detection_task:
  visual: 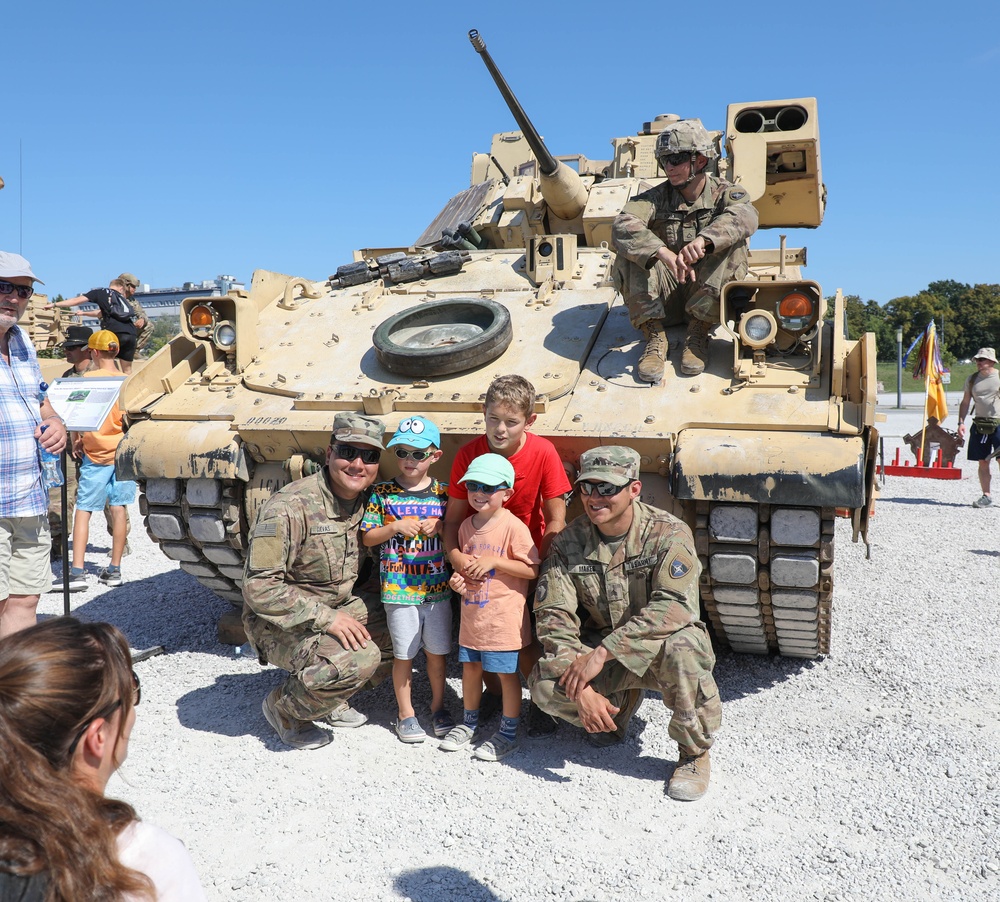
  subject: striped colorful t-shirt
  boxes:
[361,479,450,605]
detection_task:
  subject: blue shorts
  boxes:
[968,426,1000,461]
[76,455,137,512]
[458,645,519,674]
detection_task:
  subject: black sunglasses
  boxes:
[0,279,33,300]
[661,152,694,167]
[578,480,631,497]
[334,443,381,465]
[465,480,509,494]
[394,448,431,462]
[66,670,141,757]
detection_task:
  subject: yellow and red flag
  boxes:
[910,320,949,423]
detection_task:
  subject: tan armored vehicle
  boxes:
[119,31,877,658]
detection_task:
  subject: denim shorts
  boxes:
[76,455,137,512]
[458,645,519,674]
[385,600,453,659]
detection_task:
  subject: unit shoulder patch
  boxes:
[667,552,694,580]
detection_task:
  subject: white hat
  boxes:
[974,348,998,364]
[0,251,43,284]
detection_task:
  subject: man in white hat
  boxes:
[0,251,68,636]
[957,348,1000,508]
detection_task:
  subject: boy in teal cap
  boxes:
[441,453,540,761]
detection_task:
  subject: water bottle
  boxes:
[38,382,65,490]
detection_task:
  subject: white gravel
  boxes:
[38,432,1000,902]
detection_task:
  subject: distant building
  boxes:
[79,275,246,321]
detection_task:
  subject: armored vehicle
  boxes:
[119,31,877,658]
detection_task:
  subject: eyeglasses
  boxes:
[0,279,33,301]
[578,480,631,497]
[661,152,693,167]
[66,670,141,757]
[394,448,431,462]
[465,481,509,495]
[333,443,381,465]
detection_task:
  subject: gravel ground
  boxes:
[39,433,1000,902]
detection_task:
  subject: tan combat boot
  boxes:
[681,319,712,375]
[262,687,332,750]
[637,321,668,384]
[667,748,711,801]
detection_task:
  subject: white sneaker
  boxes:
[972,494,993,508]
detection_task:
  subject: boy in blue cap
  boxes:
[361,416,453,743]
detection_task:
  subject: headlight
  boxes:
[189,304,217,338]
[739,310,777,349]
[213,321,237,350]
[776,291,816,334]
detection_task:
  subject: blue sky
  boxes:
[6,2,998,306]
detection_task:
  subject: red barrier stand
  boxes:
[877,447,962,480]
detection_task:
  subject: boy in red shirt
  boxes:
[443,374,571,733]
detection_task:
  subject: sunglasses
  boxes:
[0,279,33,301]
[67,670,141,757]
[578,480,631,497]
[333,443,381,465]
[465,480,509,495]
[661,152,694,167]
[394,448,432,462]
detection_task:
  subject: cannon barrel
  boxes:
[469,29,588,222]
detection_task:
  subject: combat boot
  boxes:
[262,687,332,750]
[637,321,668,384]
[681,319,712,375]
[667,748,711,801]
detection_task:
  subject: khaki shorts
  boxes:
[0,515,51,597]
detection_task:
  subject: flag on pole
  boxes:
[911,320,949,422]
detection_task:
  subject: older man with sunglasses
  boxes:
[528,446,721,801]
[0,252,67,637]
[242,412,394,749]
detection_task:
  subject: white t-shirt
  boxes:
[117,821,206,901]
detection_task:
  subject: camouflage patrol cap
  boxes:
[655,119,716,160]
[576,446,640,487]
[331,412,386,450]
[118,273,140,289]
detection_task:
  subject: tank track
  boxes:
[139,477,247,607]
[695,502,834,658]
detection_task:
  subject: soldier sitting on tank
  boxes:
[528,446,721,801]
[242,413,394,750]
[611,120,759,382]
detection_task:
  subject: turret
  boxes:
[469,29,588,222]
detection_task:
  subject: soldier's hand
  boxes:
[327,612,371,651]
[655,246,681,279]
[678,236,709,268]
[560,646,609,701]
[576,686,620,734]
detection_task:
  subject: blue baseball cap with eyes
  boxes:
[386,416,441,450]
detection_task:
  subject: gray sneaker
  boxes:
[394,716,426,744]
[972,494,992,508]
[439,724,477,752]
[261,689,331,750]
[321,704,368,728]
[474,731,520,762]
[51,568,88,593]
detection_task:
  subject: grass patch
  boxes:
[876,361,975,394]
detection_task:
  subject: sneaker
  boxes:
[261,688,331,750]
[98,567,123,587]
[394,716,426,744]
[439,724,477,752]
[667,750,711,801]
[972,494,992,508]
[321,704,368,729]
[585,687,644,748]
[430,708,456,738]
[526,701,557,739]
[473,731,521,762]
[51,568,88,593]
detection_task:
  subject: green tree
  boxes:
[144,316,180,355]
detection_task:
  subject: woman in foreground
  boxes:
[0,617,206,901]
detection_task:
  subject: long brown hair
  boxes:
[0,618,154,901]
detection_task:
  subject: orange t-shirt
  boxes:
[80,371,125,466]
[456,508,540,651]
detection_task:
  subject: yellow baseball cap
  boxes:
[88,330,120,352]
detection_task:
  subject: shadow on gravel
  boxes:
[970,549,1000,557]
[711,648,821,703]
[879,496,973,508]
[395,867,505,902]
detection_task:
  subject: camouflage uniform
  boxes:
[611,175,758,326]
[242,470,393,723]
[529,499,721,755]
